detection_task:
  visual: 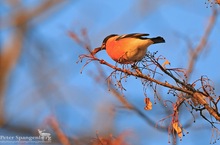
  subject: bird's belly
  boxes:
[126,47,146,62]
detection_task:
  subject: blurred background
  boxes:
[0,0,220,145]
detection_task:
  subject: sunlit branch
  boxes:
[186,8,218,81]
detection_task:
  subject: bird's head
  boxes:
[91,34,118,56]
[101,34,118,49]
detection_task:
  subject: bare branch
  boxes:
[186,9,218,80]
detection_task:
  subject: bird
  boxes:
[92,33,165,64]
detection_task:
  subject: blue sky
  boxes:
[1,0,220,145]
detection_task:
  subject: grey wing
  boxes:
[116,33,150,41]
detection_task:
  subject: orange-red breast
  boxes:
[92,33,165,64]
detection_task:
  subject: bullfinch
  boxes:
[92,33,165,64]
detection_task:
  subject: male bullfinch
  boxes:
[92,33,165,64]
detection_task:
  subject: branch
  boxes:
[0,0,67,126]
[193,92,220,121]
[186,8,218,80]
[86,56,194,95]
[48,117,71,145]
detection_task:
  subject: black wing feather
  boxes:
[116,33,149,41]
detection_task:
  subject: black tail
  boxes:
[150,36,165,44]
